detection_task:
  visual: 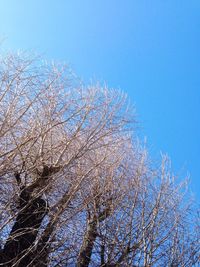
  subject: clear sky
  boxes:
[0,1,199,200]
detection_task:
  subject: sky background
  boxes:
[0,1,199,200]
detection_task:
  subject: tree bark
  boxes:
[0,186,47,267]
[77,219,97,267]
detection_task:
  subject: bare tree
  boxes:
[0,53,199,266]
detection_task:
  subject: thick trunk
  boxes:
[0,187,47,267]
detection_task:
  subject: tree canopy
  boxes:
[0,54,199,266]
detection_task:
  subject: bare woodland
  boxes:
[0,54,199,266]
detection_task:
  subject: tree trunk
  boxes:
[0,187,47,267]
[77,219,97,267]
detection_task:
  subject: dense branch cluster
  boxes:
[0,54,199,266]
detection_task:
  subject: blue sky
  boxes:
[0,1,199,200]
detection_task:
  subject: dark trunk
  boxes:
[77,220,97,267]
[77,198,112,267]
[0,187,47,267]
